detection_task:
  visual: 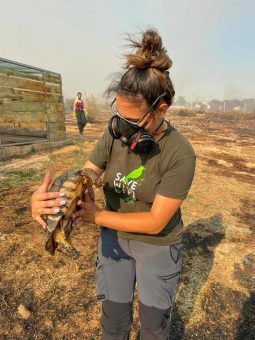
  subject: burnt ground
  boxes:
[0,110,254,339]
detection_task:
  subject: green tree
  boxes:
[175,96,187,106]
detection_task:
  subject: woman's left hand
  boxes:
[72,189,101,225]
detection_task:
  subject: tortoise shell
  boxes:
[44,168,102,259]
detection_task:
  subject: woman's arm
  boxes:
[73,99,77,111]
[74,192,183,235]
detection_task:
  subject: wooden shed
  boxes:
[0,57,66,160]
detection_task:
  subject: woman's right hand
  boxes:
[31,172,65,229]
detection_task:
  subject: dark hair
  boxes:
[106,28,175,108]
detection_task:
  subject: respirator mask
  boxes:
[108,92,167,154]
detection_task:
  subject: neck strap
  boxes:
[152,120,170,136]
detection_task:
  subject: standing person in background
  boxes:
[32,28,196,339]
[73,91,86,135]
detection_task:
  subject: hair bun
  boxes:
[141,29,162,54]
[125,28,172,72]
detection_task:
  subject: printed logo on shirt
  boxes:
[113,165,145,204]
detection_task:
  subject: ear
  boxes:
[156,103,168,118]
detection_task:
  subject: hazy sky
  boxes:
[0,0,254,101]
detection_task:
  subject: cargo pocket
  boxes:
[153,244,183,309]
[169,243,183,265]
[96,256,108,301]
[154,270,181,309]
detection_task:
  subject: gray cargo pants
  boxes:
[96,228,183,340]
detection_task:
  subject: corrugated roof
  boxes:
[0,57,60,76]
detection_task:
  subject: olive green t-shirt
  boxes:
[89,125,196,245]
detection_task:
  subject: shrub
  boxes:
[64,98,74,112]
[85,95,100,123]
[177,109,193,117]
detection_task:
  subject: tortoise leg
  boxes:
[55,220,80,260]
[44,229,57,256]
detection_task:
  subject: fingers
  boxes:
[38,198,66,208]
[72,210,83,220]
[32,207,61,221]
[72,207,88,222]
[32,208,60,228]
[36,172,52,194]
[35,216,47,230]
[77,200,85,208]
[84,189,91,202]
[32,191,65,202]
[40,207,61,215]
[33,199,63,230]
[31,194,65,218]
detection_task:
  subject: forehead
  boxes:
[115,95,148,117]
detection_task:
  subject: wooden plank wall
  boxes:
[0,62,65,142]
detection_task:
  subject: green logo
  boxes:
[113,164,146,204]
[121,165,145,184]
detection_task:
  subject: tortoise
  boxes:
[44,168,103,260]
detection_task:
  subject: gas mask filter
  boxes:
[108,115,155,154]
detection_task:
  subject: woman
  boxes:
[31,29,196,339]
[73,91,86,134]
